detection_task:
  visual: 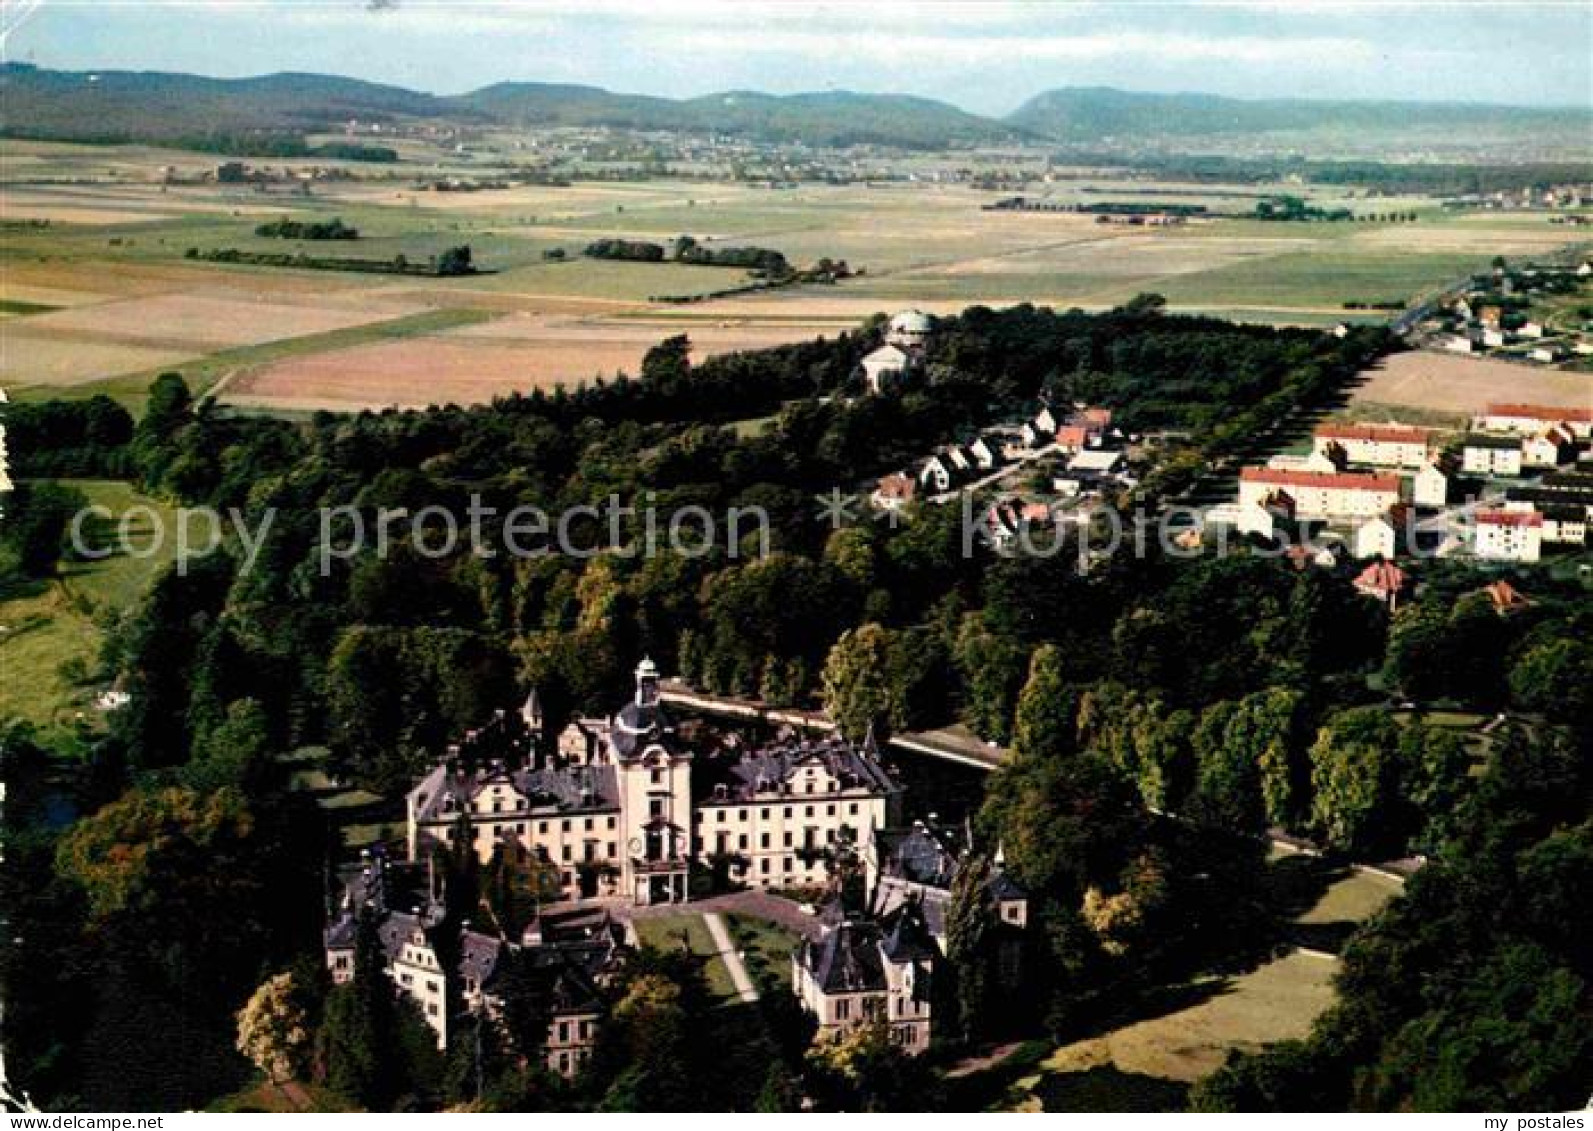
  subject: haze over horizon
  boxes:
[6,0,1591,116]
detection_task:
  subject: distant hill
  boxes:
[4,64,1586,156]
[0,64,1019,151]
[458,84,1020,148]
[0,64,476,143]
[1007,86,1591,143]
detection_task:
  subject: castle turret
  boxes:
[634,656,660,707]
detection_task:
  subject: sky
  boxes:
[5,1,1591,115]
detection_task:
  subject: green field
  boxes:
[0,480,179,734]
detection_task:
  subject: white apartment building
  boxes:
[1474,509,1543,562]
[1237,467,1401,520]
[1312,422,1432,469]
[1462,435,1524,477]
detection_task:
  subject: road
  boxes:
[703,912,759,1003]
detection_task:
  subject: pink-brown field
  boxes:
[1351,350,1592,419]
[221,316,841,412]
[2,290,424,385]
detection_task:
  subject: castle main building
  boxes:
[407,660,901,905]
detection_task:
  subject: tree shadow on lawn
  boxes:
[1033,1065,1191,1112]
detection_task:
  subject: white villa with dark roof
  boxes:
[792,902,937,1054]
[323,856,625,1074]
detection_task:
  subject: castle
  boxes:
[406,659,902,906]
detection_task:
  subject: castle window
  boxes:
[849,803,858,816]
[826,805,835,816]
[607,816,616,829]
[584,818,593,831]
[760,807,771,820]
[761,833,770,849]
[650,768,663,785]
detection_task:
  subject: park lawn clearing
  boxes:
[631,912,739,1002]
[723,911,801,990]
[0,480,179,735]
[1010,950,1337,1100]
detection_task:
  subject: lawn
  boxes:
[1006,950,1337,1106]
[0,479,179,736]
[210,1077,355,1113]
[631,912,739,1001]
[723,911,802,990]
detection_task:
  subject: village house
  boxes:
[1473,509,1543,563]
[1413,458,1453,509]
[1353,507,1410,560]
[1461,434,1524,477]
[860,310,933,395]
[792,902,937,1055]
[918,451,965,494]
[871,472,917,513]
[407,660,901,906]
[1237,467,1401,520]
[1522,425,1576,469]
[1312,422,1432,469]
[1478,403,1593,439]
[1481,579,1532,614]
[1353,559,1411,610]
[1537,503,1588,546]
[1054,423,1092,452]
[860,343,912,395]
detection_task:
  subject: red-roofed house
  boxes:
[1055,424,1091,452]
[1481,579,1531,613]
[1353,560,1410,610]
[1480,404,1593,439]
[1238,467,1401,519]
[1312,422,1432,469]
[872,472,917,513]
[1474,508,1543,562]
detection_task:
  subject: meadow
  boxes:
[3,137,1589,416]
[0,479,179,736]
